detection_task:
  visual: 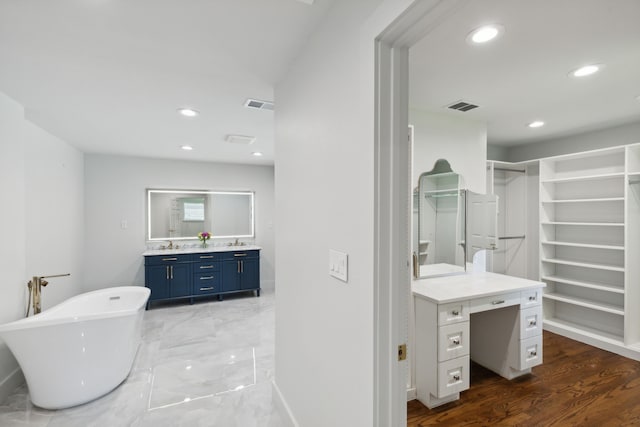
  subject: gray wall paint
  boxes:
[83,154,275,291]
[506,121,640,162]
[488,144,509,161]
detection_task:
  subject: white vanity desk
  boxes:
[412,272,546,409]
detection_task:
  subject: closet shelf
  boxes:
[541,172,625,184]
[543,292,624,316]
[424,188,458,194]
[543,318,624,345]
[541,258,625,272]
[541,197,624,204]
[541,275,625,294]
[541,241,624,251]
[541,221,624,227]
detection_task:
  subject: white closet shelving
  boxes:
[539,145,640,359]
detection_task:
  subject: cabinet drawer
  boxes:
[518,335,543,370]
[194,273,220,294]
[219,250,260,260]
[145,254,192,265]
[469,292,520,314]
[519,306,542,339]
[194,262,221,272]
[437,356,470,398]
[438,322,469,362]
[521,289,542,308]
[438,302,469,326]
[194,253,223,261]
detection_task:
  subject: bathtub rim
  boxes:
[0,286,150,333]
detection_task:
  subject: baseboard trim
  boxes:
[272,380,299,427]
[0,367,24,404]
[406,387,416,401]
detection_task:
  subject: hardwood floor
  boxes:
[408,331,640,426]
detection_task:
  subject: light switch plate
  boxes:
[329,249,348,282]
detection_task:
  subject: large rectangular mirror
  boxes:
[147,189,254,240]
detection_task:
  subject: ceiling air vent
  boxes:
[225,134,256,145]
[244,98,274,111]
[446,100,479,112]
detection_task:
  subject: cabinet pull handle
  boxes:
[200,265,214,269]
[162,257,178,261]
[170,265,174,279]
[166,266,169,280]
[451,310,460,316]
[200,255,214,259]
[452,375,460,381]
[234,253,247,257]
[529,350,537,356]
[200,287,214,291]
[237,261,240,273]
[529,295,536,301]
[529,320,537,326]
[452,338,460,345]
[241,260,244,273]
[200,276,214,280]
[492,300,505,305]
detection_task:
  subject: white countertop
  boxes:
[142,245,261,256]
[412,271,545,304]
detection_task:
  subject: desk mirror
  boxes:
[414,159,466,278]
[147,189,254,240]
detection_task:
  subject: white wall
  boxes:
[0,92,84,401]
[410,109,487,193]
[507,120,640,162]
[83,154,275,290]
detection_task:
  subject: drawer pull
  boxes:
[200,276,214,280]
[529,350,537,356]
[234,253,247,257]
[529,320,537,326]
[452,338,460,345]
[452,375,460,381]
[528,295,536,301]
[200,287,214,291]
[200,255,214,259]
[162,257,178,261]
[491,300,505,305]
[451,310,460,316]
[200,265,214,269]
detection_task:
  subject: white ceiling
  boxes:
[409,0,640,147]
[0,0,335,165]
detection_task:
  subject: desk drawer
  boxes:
[438,322,469,362]
[438,302,469,326]
[521,289,542,308]
[469,292,520,314]
[437,356,469,398]
[518,335,543,370]
[520,306,542,339]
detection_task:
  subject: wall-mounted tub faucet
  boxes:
[26,273,71,317]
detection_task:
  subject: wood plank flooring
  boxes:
[408,331,640,426]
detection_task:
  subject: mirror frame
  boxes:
[146,189,255,241]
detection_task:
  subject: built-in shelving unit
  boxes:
[539,145,640,359]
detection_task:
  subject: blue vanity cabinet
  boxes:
[221,250,261,296]
[144,248,260,308]
[144,254,193,307]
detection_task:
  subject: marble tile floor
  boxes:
[0,290,284,427]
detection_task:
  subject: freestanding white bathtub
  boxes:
[0,286,150,409]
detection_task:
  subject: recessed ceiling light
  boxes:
[252,152,263,157]
[181,145,193,151]
[467,25,504,44]
[177,108,199,117]
[528,121,545,128]
[570,65,600,78]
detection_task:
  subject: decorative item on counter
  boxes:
[198,231,211,248]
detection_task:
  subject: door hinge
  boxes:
[398,344,407,361]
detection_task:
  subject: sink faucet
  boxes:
[167,240,173,249]
[234,238,239,246]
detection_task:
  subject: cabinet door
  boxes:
[170,264,191,297]
[240,258,260,290]
[146,265,170,300]
[222,260,240,292]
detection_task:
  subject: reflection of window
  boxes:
[181,198,205,221]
